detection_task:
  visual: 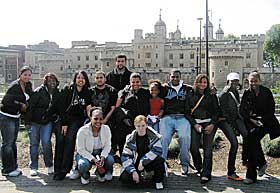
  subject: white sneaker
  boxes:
[30,169,38,176]
[47,166,54,174]
[104,173,113,181]
[69,169,80,180]
[8,168,22,177]
[156,182,164,190]
[97,176,105,182]
[80,177,90,185]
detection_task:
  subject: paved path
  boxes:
[0,168,280,193]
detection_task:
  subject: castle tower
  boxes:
[204,20,214,40]
[216,19,224,40]
[154,9,167,41]
[174,20,182,40]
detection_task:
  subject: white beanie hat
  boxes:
[227,72,240,81]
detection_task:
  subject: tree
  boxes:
[224,33,240,40]
[264,24,280,67]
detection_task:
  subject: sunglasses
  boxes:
[93,117,103,121]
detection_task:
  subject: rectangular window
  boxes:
[179,53,184,59]
[95,56,98,60]
[145,53,151,58]
[246,53,251,59]
[138,54,140,59]
[190,53,194,59]
[155,53,158,59]
[169,53,173,60]
[106,62,110,67]
[86,64,89,68]
[180,63,184,67]
[169,63,173,67]
[60,66,64,71]
[202,53,205,58]
[77,56,81,61]
[225,61,229,66]
[212,72,214,78]
[145,63,151,67]
[86,56,89,61]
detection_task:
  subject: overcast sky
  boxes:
[1,0,279,48]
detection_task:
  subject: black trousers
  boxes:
[120,156,165,183]
[116,122,134,155]
[246,127,267,181]
[218,119,248,175]
[53,118,84,175]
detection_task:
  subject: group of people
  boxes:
[0,54,279,190]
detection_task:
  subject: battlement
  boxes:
[71,41,97,48]
[240,34,265,40]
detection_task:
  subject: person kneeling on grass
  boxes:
[120,115,165,190]
[75,107,114,185]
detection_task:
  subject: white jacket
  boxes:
[76,123,111,161]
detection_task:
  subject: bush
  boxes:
[262,134,280,157]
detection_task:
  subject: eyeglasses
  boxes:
[93,117,103,121]
[171,76,180,78]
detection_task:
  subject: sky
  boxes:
[1,0,279,48]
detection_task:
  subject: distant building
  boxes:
[1,13,275,89]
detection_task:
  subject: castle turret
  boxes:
[216,20,224,40]
[154,9,167,41]
[204,21,214,40]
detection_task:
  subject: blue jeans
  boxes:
[159,115,191,167]
[76,150,114,179]
[29,122,53,169]
[0,113,20,173]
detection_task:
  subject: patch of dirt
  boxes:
[15,131,280,175]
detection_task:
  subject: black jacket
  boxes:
[218,86,240,124]
[190,91,220,126]
[161,82,193,118]
[106,67,132,92]
[25,85,60,125]
[1,79,33,116]
[60,85,91,126]
[240,85,280,140]
[117,85,150,120]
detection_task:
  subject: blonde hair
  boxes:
[134,115,147,125]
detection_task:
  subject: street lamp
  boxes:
[205,0,209,77]
[197,17,203,74]
[196,47,199,75]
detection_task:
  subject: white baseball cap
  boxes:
[227,72,240,81]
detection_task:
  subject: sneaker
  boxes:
[227,173,243,181]
[181,166,188,175]
[155,182,164,190]
[69,169,80,180]
[97,176,105,182]
[104,173,113,181]
[8,168,22,177]
[47,166,54,174]
[243,178,255,184]
[30,169,38,176]
[80,177,90,185]
[258,164,267,177]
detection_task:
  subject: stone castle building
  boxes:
[0,13,278,89]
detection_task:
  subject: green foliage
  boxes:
[17,130,29,144]
[224,33,240,40]
[262,134,280,157]
[264,24,280,67]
